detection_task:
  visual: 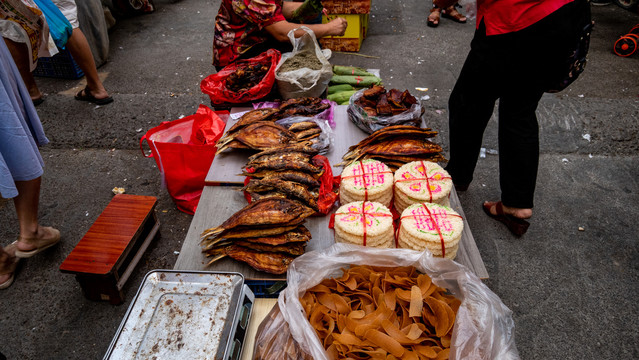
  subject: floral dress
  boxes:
[213,0,286,67]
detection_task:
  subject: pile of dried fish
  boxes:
[278,97,330,117]
[226,63,271,93]
[355,85,418,117]
[340,125,446,171]
[201,197,315,274]
[216,98,331,154]
[242,144,323,211]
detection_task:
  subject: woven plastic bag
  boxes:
[275,26,332,99]
[255,244,520,360]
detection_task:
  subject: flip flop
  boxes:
[75,86,114,105]
[482,201,530,237]
[0,243,19,290]
[32,97,44,106]
[441,6,467,23]
[14,227,61,258]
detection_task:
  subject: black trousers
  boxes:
[445,0,590,209]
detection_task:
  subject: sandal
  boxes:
[482,201,530,237]
[441,5,467,23]
[14,227,61,258]
[428,7,441,27]
[75,86,114,105]
[0,243,20,290]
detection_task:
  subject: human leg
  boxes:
[66,28,111,102]
[496,89,544,212]
[2,38,42,102]
[445,38,500,189]
[12,177,60,258]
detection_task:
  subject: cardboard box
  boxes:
[319,13,369,52]
[322,0,371,14]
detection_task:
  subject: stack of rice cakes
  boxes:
[333,201,395,248]
[339,159,393,207]
[397,202,464,259]
[393,161,453,213]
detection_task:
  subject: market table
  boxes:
[173,104,488,360]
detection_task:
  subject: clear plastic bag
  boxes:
[257,244,520,360]
[275,26,333,100]
[347,88,424,134]
[275,116,333,154]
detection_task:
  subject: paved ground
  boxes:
[1,1,638,359]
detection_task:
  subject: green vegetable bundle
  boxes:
[330,74,381,87]
[328,84,355,95]
[327,90,358,104]
[332,65,375,76]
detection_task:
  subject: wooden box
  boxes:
[59,194,160,305]
[322,0,371,14]
[319,13,369,52]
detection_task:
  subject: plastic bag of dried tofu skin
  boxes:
[276,243,520,360]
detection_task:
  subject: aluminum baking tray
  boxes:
[104,270,254,360]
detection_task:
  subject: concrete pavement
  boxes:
[1,0,637,358]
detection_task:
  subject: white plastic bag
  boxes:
[275,244,520,360]
[275,26,333,99]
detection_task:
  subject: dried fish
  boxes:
[200,198,314,239]
[206,244,295,274]
[288,120,319,132]
[225,108,280,135]
[216,122,296,154]
[247,170,321,187]
[244,178,319,211]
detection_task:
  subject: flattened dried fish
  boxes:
[247,142,318,161]
[203,224,301,245]
[288,121,319,132]
[247,170,321,187]
[244,158,323,174]
[244,179,318,210]
[208,240,307,256]
[206,244,295,274]
[296,127,322,140]
[217,122,297,154]
[200,198,314,238]
[226,108,280,134]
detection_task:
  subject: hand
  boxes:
[327,17,347,36]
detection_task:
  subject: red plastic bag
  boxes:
[140,105,228,214]
[201,49,281,105]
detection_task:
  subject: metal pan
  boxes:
[104,270,254,360]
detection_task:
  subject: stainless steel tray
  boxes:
[104,270,254,360]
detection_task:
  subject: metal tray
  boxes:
[104,270,254,360]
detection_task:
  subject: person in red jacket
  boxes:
[213,0,347,69]
[445,0,591,236]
